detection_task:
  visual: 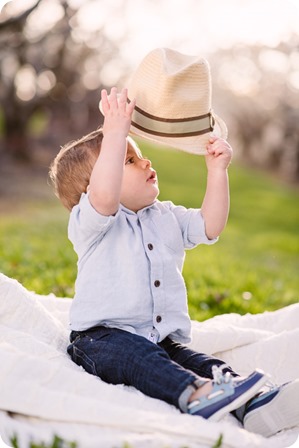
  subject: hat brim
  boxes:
[99,97,227,155]
[129,113,228,155]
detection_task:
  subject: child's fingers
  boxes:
[118,88,128,111]
[118,88,127,101]
[206,144,216,156]
[208,137,227,150]
[209,135,218,144]
[118,88,135,117]
[108,87,118,105]
[127,98,136,115]
[100,89,110,114]
[101,86,135,119]
[207,139,232,158]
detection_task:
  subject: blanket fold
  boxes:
[0,273,298,448]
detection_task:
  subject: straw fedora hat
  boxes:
[126,48,227,155]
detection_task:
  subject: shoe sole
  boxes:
[209,373,269,422]
[244,379,299,437]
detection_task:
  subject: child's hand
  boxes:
[101,87,136,138]
[205,136,233,171]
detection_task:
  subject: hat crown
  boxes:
[128,48,212,119]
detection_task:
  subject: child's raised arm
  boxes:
[201,137,233,240]
[89,87,135,215]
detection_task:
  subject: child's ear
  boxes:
[86,184,90,192]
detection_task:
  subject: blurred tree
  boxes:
[212,37,299,182]
[0,0,43,160]
[0,0,127,162]
[1,0,298,183]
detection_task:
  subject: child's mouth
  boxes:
[147,171,157,182]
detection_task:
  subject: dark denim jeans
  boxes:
[67,326,238,412]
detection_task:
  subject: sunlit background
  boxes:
[4,0,299,86]
[1,0,299,180]
[0,0,299,384]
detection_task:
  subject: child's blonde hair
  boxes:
[49,128,103,211]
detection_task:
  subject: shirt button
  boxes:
[156,315,162,323]
[148,243,154,250]
[154,280,160,287]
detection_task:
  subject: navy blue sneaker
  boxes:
[243,379,299,437]
[187,366,268,422]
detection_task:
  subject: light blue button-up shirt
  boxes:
[68,193,217,343]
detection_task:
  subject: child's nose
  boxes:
[142,158,151,168]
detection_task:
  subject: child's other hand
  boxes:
[101,87,136,137]
[205,136,233,171]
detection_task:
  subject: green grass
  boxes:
[10,434,76,448]
[9,434,223,448]
[0,142,298,321]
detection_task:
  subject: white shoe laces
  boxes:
[258,378,276,395]
[212,364,232,385]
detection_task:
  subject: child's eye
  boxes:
[126,157,134,165]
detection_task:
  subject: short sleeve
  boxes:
[68,192,119,257]
[164,201,218,249]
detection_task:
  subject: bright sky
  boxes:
[131,0,298,62]
[5,0,299,59]
[72,0,299,65]
[3,0,299,93]
[80,0,299,88]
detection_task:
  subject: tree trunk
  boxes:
[3,114,31,162]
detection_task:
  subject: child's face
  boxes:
[120,141,159,212]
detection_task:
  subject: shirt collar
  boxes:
[120,201,159,216]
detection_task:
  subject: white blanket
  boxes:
[0,273,298,448]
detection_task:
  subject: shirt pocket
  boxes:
[157,213,184,255]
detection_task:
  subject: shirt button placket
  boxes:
[154,280,162,325]
[147,235,162,332]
